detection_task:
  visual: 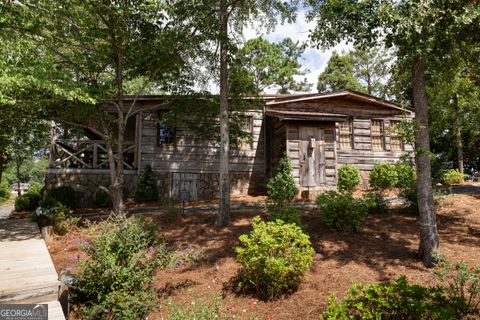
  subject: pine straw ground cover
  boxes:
[47,191,480,320]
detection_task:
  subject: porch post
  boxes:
[48,121,56,168]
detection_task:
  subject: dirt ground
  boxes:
[47,191,480,320]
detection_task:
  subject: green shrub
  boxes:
[92,186,112,208]
[43,185,76,208]
[15,186,43,212]
[15,194,33,211]
[395,162,416,190]
[393,161,418,213]
[321,276,459,320]
[369,163,398,190]
[165,199,181,222]
[72,216,165,319]
[443,169,466,185]
[267,205,303,228]
[434,255,480,315]
[337,164,361,192]
[364,192,388,214]
[316,191,368,233]
[266,156,298,206]
[34,205,79,235]
[135,165,159,203]
[0,182,10,203]
[236,216,314,299]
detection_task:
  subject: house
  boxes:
[45,90,414,205]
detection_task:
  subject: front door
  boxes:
[299,126,326,187]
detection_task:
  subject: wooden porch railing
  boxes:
[49,139,136,170]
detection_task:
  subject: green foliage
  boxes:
[434,255,480,315]
[166,294,225,320]
[0,182,10,204]
[165,199,181,223]
[337,164,361,192]
[395,162,418,213]
[135,165,158,203]
[15,195,33,212]
[236,217,314,299]
[231,37,312,94]
[167,245,204,269]
[92,186,112,208]
[364,192,388,214]
[267,205,303,228]
[72,216,165,320]
[34,205,79,235]
[43,186,77,209]
[321,276,459,320]
[315,191,368,233]
[369,163,398,190]
[14,186,43,211]
[443,169,466,185]
[317,52,364,93]
[266,156,298,206]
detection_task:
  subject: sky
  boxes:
[243,10,352,93]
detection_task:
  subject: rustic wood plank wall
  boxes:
[336,117,414,171]
[140,110,266,174]
[269,117,286,178]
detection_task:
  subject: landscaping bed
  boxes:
[46,191,480,319]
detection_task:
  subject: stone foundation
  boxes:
[45,169,266,207]
[44,169,138,207]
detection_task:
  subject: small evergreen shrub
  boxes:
[72,216,165,319]
[15,194,33,211]
[135,165,159,203]
[266,156,298,206]
[443,169,466,185]
[236,216,314,299]
[369,163,398,190]
[92,186,112,208]
[364,192,388,214]
[43,185,76,208]
[395,162,418,214]
[267,205,303,228]
[315,191,368,233]
[337,164,361,192]
[434,255,480,315]
[0,182,10,204]
[165,199,181,222]
[321,276,459,320]
[15,186,43,212]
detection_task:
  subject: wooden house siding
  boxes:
[45,91,415,203]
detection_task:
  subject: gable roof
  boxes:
[265,90,410,113]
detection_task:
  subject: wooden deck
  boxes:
[0,215,65,320]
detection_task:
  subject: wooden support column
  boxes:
[136,112,143,174]
[48,121,56,168]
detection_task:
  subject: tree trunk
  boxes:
[453,95,464,174]
[412,54,439,267]
[108,42,127,216]
[15,156,21,196]
[216,0,230,227]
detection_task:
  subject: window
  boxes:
[236,115,254,150]
[371,120,384,150]
[390,120,403,151]
[339,120,353,149]
[158,111,175,145]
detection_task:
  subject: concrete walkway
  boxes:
[0,204,65,319]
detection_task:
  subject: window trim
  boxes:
[371,119,385,151]
[389,120,404,151]
[339,119,353,150]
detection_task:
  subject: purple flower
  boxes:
[76,253,81,262]
[147,245,155,253]
[108,268,115,274]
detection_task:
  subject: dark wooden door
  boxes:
[299,126,326,187]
